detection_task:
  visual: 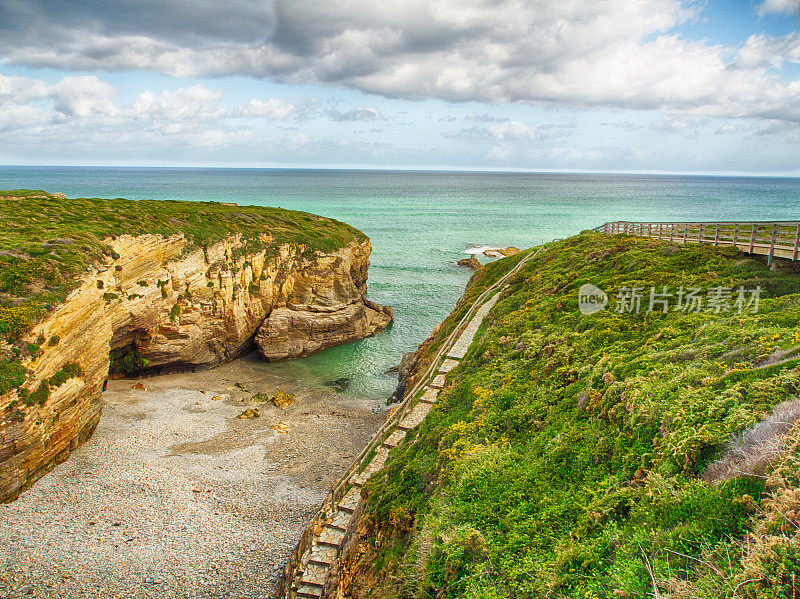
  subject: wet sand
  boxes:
[0,355,385,599]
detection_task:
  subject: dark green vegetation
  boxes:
[0,190,365,394]
[363,233,800,598]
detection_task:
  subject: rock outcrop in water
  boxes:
[0,233,390,503]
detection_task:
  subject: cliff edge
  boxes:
[0,191,392,502]
[327,233,800,599]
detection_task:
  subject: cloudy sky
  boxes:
[1,0,799,174]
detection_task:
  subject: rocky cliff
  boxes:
[0,232,390,503]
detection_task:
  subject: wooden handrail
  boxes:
[592,220,800,266]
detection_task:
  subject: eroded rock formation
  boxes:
[0,233,390,502]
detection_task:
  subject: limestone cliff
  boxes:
[0,233,390,502]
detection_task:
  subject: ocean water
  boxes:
[1,167,798,401]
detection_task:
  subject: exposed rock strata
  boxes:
[0,234,390,502]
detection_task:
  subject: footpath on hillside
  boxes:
[282,246,543,599]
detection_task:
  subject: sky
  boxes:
[0,0,799,175]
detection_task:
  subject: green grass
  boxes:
[0,190,366,395]
[361,232,800,599]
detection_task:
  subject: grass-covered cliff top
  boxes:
[359,232,800,598]
[0,190,366,392]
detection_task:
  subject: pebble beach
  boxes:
[0,356,384,598]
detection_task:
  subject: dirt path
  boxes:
[0,355,385,599]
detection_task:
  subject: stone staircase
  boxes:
[289,294,502,598]
[281,244,547,599]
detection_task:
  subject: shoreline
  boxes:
[0,354,386,599]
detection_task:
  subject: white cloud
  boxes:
[486,121,574,141]
[129,85,224,122]
[758,0,800,16]
[0,74,49,103]
[464,112,508,123]
[450,120,575,143]
[1,0,799,124]
[52,76,117,117]
[754,119,800,142]
[714,124,737,135]
[736,32,800,69]
[329,106,383,121]
[0,73,388,156]
[650,117,709,138]
[237,97,316,120]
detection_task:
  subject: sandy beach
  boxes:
[0,355,385,599]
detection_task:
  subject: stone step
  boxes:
[297,583,323,598]
[447,295,500,359]
[298,578,324,590]
[318,525,346,546]
[327,509,351,532]
[337,486,361,514]
[303,562,330,579]
[398,402,432,430]
[438,358,460,373]
[308,543,337,566]
[419,388,439,404]
[430,373,446,389]
[350,447,390,486]
[382,428,407,449]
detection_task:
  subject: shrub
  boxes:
[49,362,83,388]
[0,359,26,394]
[703,399,800,482]
[169,303,181,321]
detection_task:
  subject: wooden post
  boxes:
[733,223,739,248]
[793,224,800,261]
[683,225,688,244]
[670,224,675,242]
[699,224,704,244]
[659,224,663,240]
[749,224,757,254]
[768,224,778,267]
[648,223,652,237]
[714,224,720,246]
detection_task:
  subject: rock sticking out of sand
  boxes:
[238,408,260,419]
[271,422,290,434]
[271,390,296,408]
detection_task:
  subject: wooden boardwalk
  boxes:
[592,220,800,266]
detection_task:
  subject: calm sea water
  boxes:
[1,167,798,400]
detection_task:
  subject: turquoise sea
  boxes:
[1,167,798,401]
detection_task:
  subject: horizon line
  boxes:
[1,163,799,180]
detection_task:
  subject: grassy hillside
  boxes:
[358,232,800,598]
[0,190,366,394]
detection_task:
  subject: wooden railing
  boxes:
[592,220,800,266]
